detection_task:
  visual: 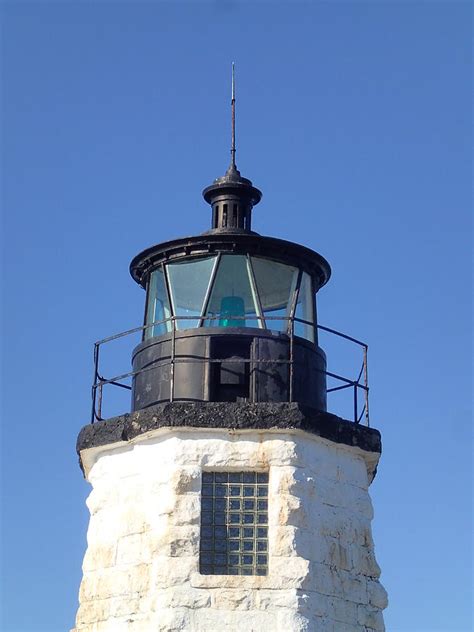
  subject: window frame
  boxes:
[143,254,317,341]
[199,470,269,576]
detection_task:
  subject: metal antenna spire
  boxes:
[231,62,236,167]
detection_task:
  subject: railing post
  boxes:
[90,342,99,424]
[353,383,358,424]
[97,382,103,421]
[289,317,294,403]
[170,316,176,402]
[363,345,370,427]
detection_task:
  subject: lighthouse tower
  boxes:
[73,82,387,632]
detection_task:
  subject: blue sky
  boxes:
[1,2,472,631]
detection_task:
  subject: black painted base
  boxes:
[77,403,381,476]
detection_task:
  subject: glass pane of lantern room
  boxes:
[251,257,299,333]
[145,267,172,339]
[294,271,315,342]
[204,255,260,328]
[166,257,217,330]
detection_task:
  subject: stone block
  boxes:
[192,609,276,631]
[326,595,358,625]
[151,607,191,632]
[351,546,381,578]
[79,564,150,602]
[339,569,368,605]
[301,440,341,481]
[296,590,327,618]
[153,586,210,610]
[326,539,351,571]
[336,456,369,489]
[308,615,335,632]
[305,565,367,605]
[357,605,385,630]
[272,494,307,528]
[269,466,296,495]
[86,485,119,515]
[268,525,298,556]
[117,476,146,506]
[256,588,298,610]
[76,596,140,626]
[170,466,202,494]
[82,544,117,572]
[306,563,343,597]
[86,509,121,545]
[115,508,150,537]
[367,579,388,609]
[351,487,374,520]
[151,556,197,588]
[269,556,310,589]
[315,506,369,547]
[152,491,175,517]
[325,622,361,632]
[212,589,253,610]
[200,437,266,469]
[116,534,151,566]
[89,447,138,482]
[148,524,199,557]
[169,526,200,557]
[170,493,201,526]
[265,438,302,466]
[276,610,312,631]
[269,466,318,501]
[314,477,348,508]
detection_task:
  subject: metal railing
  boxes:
[90,315,369,426]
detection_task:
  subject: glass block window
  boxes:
[199,471,269,576]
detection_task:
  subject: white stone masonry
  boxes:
[73,428,387,632]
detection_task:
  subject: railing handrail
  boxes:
[90,315,370,427]
[94,313,322,347]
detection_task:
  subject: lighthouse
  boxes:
[73,76,387,632]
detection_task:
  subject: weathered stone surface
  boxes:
[73,427,386,631]
[76,596,140,625]
[212,589,254,610]
[152,586,211,610]
[116,534,151,566]
[368,579,389,609]
[357,604,385,630]
[82,544,117,572]
[79,564,150,602]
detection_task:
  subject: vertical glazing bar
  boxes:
[363,345,370,427]
[288,270,302,335]
[199,254,221,327]
[246,255,266,329]
[170,316,176,402]
[142,274,151,341]
[288,269,301,401]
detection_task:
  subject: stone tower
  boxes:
[73,86,387,631]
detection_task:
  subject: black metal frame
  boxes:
[90,316,369,427]
[129,232,331,291]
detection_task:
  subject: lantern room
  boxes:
[128,162,331,412]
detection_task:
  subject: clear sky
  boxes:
[1,2,472,631]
